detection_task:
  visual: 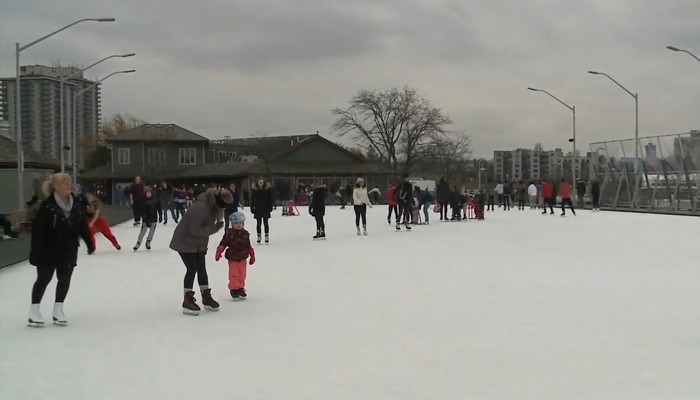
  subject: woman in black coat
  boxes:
[250,177,273,244]
[436,176,450,221]
[309,180,327,239]
[28,173,93,327]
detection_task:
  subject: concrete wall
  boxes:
[0,168,54,215]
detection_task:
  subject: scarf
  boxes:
[53,192,74,219]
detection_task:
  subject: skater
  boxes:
[541,179,555,214]
[215,212,256,301]
[386,183,399,224]
[420,186,433,224]
[224,183,242,230]
[250,177,273,244]
[528,181,538,209]
[396,174,413,230]
[591,180,601,211]
[576,180,587,209]
[353,177,372,235]
[502,181,512,210]
[559,179,576,216]
[161,182,175,224]
[28,173,94,327]
[516,181,527,210]
[85,192,121,251]
[174,185,187,222]
[309,180,327,239]
[133,188,159,251]
[129,176,145,226]
[436,176,450,221]
[486,179,496,211]
[169,187,232,315]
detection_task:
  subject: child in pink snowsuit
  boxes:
[215,212,256,300]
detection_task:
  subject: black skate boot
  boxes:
[133,242,140,251]
[264,234,269,243]
[257,234,261,244]
[201,288,219,311]
[230,289,240,301]
[145,240,151,250]
[396,223,401,231]
[182,291,200,315]
[320,228,325,239]
[239,288,247,300]
[313,230,322,240]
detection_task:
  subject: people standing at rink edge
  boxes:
[130,176,145,226]
[309,180,327,239]
[28,173,94,327]
[250,176,273,244]
[353,177,372,235]
[169,187,232,315]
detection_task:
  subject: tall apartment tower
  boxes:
[493,147,588,182]
[0,65,101,167]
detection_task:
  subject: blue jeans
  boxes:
[422,202,431,222]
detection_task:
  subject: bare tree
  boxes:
[82,113,146,170]
[428,131,472,182]
[332,86,451,172]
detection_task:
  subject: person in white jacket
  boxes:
[495,181,504,207]
[527,182,538,209]
[353,177,372,235]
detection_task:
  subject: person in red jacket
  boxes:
[540,179,554,215]
[386,183,399,225]
[215,211,256,300]
[558,179,576,216]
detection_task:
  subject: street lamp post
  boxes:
[587,71,639,206]
[14,18,114,209]
[527,87,576,182]
[72,69,135,185]
[60,53,134,172]
[666,46,700,63]
[478,160,486,190]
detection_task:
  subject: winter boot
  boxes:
[182,291,200,315]
[357,226,361,236]
[265,234,269,243]
[28,304,44,327]
[239,288,247,300]
[145,240,151,250]
[133,242,140,251]
[52,303,68,326]
[230,289,240,300]
[313,230,322,239]
[363,225,367,236]
[257,234,262,244]
[320,228,326,238]
[201,288,219,311]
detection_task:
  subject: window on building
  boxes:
[118,148,130,164]
[148,148,166,165]
[179,148,196,165]
[219,151,227,162]
[229,152,237,160]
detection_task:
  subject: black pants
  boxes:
[0,216,13,235]
[255,217,269,235]
[542,197,554,213]
[561,198,575,214]
[31,265,74,303]
[518,198,525,209]
[439,202,449,220]
[398,203,412,223]
[179,252,208,289]
[163,201,176,222]
[503,195,511,210]
[225,209,234,230]
[387,205,398,222]
[487,195,495,210]
[315,214,325,231]
[592,193,600,209]
[132,202,144,223]
[354,204,367,226]
[175,202,185,221]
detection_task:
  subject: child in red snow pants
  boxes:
[228,260,247,291]
[90,217,120,249]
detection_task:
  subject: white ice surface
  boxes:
[1,206,699,399]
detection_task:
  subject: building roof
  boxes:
[0,136,61,169]
[107,124,209,143]
[212,134,317,157]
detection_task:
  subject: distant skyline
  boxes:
[1,0,699,158]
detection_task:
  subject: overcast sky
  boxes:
[1,0,698,158]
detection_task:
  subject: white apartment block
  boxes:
[493,148,589,182]
[0,65,101,167]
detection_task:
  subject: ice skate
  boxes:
[133,242,140,251]
[52,303,68,326]
[313,230,322,240]
[239,288,247,300]
[396,223,401,231]
[201,288,219,312]
[356,227,361,236]
[145,240,151,250]
[320,229,326,239]
[182,291,200,315]
[27,304,44,328]
[256,234,261,244]
[230,289,240,301]
[363,225,367,236]
[265,234,269,243]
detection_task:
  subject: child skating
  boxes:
[215,212,256,301]
[134,188,158,251]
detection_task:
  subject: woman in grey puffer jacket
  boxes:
[170,187,232,315]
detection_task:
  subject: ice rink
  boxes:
[1,206,698,399]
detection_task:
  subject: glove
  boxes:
[215,246,224,261]
[249,248,256,265]
[214,221,224,232]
